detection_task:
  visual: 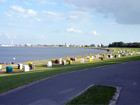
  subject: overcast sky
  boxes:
[0,0,140,45]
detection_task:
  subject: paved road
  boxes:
[0,61,140,105]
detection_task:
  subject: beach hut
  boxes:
[47,61,52,67]
[66,59,70,64]
[69,60,72,65]
[0,65,2,71]
[70,57,76,61]
[18,64,23,69]
[55,59,59,64]
[28,62,33,66]
[80,58,84,63]
[30,64,34,70]
[110,55,113,58]
[87,56,90,60]
[98,55,101,59]
[91,56,94,59]
[124,53,127,56]
[105,56,108,59]
[24,65,30,72]
[108,54,111,58]
[74,56,77,61]
[95,54,99,58]
[118,54,121,57]
[59,58,62,64]
[95,55,97,58]
[101,57,104,60]
[6,66,13,73]
[70,57,75,61]
[52,60,55,64]
[62,60,66,65]
[18,64,20,69]
[121,53,125,56]
[89,57,93,62]
[115,55,118,58]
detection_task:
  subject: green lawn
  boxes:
[0,48,140,93]
[66,85,116,105]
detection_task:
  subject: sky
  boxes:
[0,0,140,45]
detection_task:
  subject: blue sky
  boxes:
[0,0,140,45]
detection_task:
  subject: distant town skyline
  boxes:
[0,0,140,45]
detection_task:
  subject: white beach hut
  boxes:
[47,61,52,67]
[24,65,30,72]
[80,58,85,63]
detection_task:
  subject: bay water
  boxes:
[0,47,106,63]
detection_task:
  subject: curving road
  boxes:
[0,61,140,105]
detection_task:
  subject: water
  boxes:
[0,47,106,63]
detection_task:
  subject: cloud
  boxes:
[11,5,25,13]
[34,0,57,5]
[0,32,17,39]
[0,23,19,27]
[36,18,41,21]
[4,12,12,17]
[0,0,7,2]
[24,1,30,5]
[42,10,92,23]
[6,5,39,21]
[88,30,100,36]
[64,11,92,23]
[42,11,64,21]
[27,9,37,15]
[45,1,57,5]
[106,22,121,26]
[66,28,82,34]
[42,11,59,16]
[40,35,47,39]
[65,0,140,25]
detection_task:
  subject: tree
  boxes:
[90,44,95,47]
[101,44,104,47]
[108,42,140,48]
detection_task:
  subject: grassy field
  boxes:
[0,48,140,93]
[66,85,116,105]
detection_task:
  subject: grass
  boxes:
[0,48,140,93]
[66,85,116,105]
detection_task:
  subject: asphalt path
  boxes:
[0,60,140,105]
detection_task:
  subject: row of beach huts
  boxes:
[0,49,140,73]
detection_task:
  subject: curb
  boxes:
[109,87,123,105]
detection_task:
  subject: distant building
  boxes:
[25,43,32,46]
[97,44,101,47]
[65,43,69,47]
[11,40,14,46]
[103,45,108,48]
[1,44,12,47]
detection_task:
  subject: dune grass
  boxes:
[66,85,116,105]
[0,48,140,93]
